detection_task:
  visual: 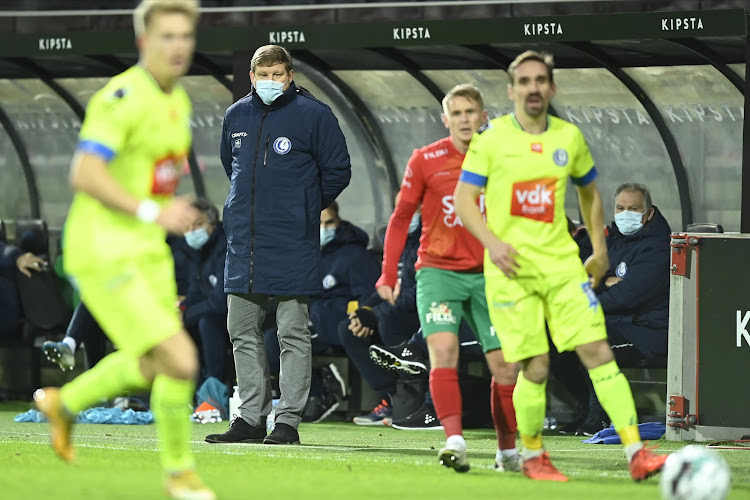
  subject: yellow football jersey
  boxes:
[64,65,192,273]
[460,113,596,277]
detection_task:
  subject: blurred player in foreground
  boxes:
[33,1,215,498]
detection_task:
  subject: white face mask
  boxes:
[254,78,286,105]
[614,210,645,235]
[320,226,336,247]
[185,228,209,249]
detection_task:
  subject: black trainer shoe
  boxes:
[575,412,610,437]
[369,342,428,376]
[205,415,266,443]
[390,402,443,431]
[320,363,347,402]
[557,417,585,435]
[301,392,339,423]
[263,422,300,445]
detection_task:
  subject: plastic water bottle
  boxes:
[543,416,558,430]
[266,399,280,432]
[228,386,241,418]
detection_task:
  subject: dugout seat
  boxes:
[14,220,71,387]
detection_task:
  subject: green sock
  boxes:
[60,350,150,414]
[513,372,546,451]
[151,374,196,472]
[589,360,639,432]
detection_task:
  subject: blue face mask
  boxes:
[320,226,336,247]
[185,228,210,250]
[409,213,421,234]
[255,79,286,105]
[614,210,645,236]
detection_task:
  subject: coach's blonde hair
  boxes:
[251,45,293,73]
[508,50,555,85]
[133,0,200,37]
[442,83,485,115]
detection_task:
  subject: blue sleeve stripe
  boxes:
[77,140,116,162]
[459,170,487,187]
[572,166,597,186]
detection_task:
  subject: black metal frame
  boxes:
[742,34,750,233]
[564,41,694,231]
[6,57,86,118]
[669,38,745,94]
[294,50,401,197]
[193,52,233,92]
[369,48,445,104]
[0,104,40,218]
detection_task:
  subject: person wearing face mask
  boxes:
[553,183,671,437]
[596,182,671,365]
[288,201,380,423]
[179,198,229,386]
[209,44,351,446]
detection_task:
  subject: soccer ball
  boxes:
[659,445,731,500]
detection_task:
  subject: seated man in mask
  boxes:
[180,198,230,386]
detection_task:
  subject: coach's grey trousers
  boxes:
[227,293,311,429]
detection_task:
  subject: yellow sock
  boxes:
[588,360,641,446]
[61,350,150,414]
[513,372,546,451]
[151,375,196,472]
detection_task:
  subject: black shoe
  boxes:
[320,363,347,402]
[369,342,428,376]
[263,422,300,445]
[205,415,266,443]
[301,392,339,423]
[557,417,585,435]
[391,402,443,430]
[575,412,610,437]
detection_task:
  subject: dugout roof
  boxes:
[0,6,747,238]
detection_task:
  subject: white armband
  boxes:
[136,199,161,223]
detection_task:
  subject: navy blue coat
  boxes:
[220,82,351,295]
[362,220,420,318]
[0,242,21,338]
[309,221,381,341]
[596,205,672,330]
[167,235,197,297]
[180,225,228,328]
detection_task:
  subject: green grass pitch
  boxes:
[1,403,748,500]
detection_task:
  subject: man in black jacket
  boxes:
[207,45,350,445]
[1,238,46,339]
[596,183,671,366]
[292,201,381,422]
[337,213,421,425]
[180,198,229,385]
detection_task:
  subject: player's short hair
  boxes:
[251,45,293,73]
[508,50,555,85]
[192,197,219,226]
[615,182,653,211]
[133,0,200,37]
[442,83,485,115]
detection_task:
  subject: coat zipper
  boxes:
[249,109,270,292]
[263,134,270,166]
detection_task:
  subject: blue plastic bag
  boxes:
[582,422,665,444]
